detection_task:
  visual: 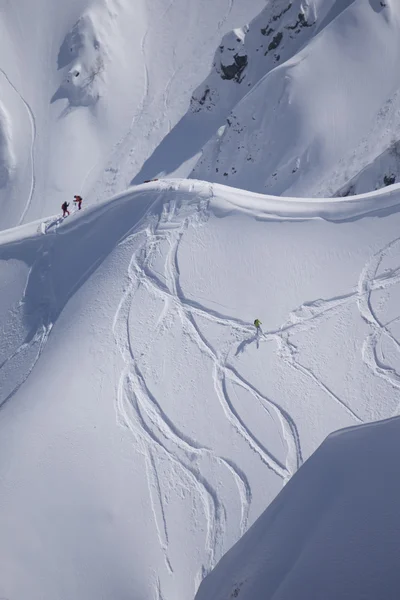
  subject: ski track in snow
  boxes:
[217,0,234,32]
[113,197,254,591]
[0,68,37,225]
[96,0,177,196]
[114,259,225,585]
[82,5,154,197]
[111,191,297,596]
[96,0,232,195]
[2,180,400,596]
[357,236,400,401]
[160,0,233,152]
[159,0,178,127]
[110,187,400,599]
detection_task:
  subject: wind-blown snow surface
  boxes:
[0,0,264,230]
[195,416,400,600]
[191,0,400,197]
[2,179,400,598]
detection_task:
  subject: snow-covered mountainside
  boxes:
[134,0,327,186]
[2,179,400,598]
[195,415,400,600]
[0,0,264,230]
[3,0,400,231]
[3,0,400,598]
[190,0,400,198]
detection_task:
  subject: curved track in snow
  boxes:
[2,179,400,598]
[112,192,256,582]
[107,179,400,597]
[0,67,37,225]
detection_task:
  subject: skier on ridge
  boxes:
[254,318,262,332]
[73,195,83,210]
[61,201,70,217]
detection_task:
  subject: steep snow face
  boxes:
[195,416,400,600]
[189,0,328,123]
[192,0,400,197]
[133,0,329,185]
[2,180,400,598]
[0,0,264,230]
[336,140,400,197]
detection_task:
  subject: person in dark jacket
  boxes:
[73,195,83,210]
[62,201,70,217]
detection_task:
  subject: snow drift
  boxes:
[195,415,400,600]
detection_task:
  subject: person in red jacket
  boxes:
[73,195,83,210]
[62,201,70,217]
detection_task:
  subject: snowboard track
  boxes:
[357,235,400,404]
[2,182,399,598]
[110,186,400,600]
[113,193,255,592]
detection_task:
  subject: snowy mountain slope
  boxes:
[191,0,400,198]
[132,0,327,185]
[195,415,400,600]
[0,0,264,230]
[2,179,400,598]
[336,139,400,197]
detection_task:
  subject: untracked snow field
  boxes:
[1,179,400,598]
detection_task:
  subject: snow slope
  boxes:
[191,0,400,198]
[4,0,400,232]
[4,0,400,233]
[133,0,325,186]
[2,179,400,598]
[195,415,400,600]
[0,0,264,230]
